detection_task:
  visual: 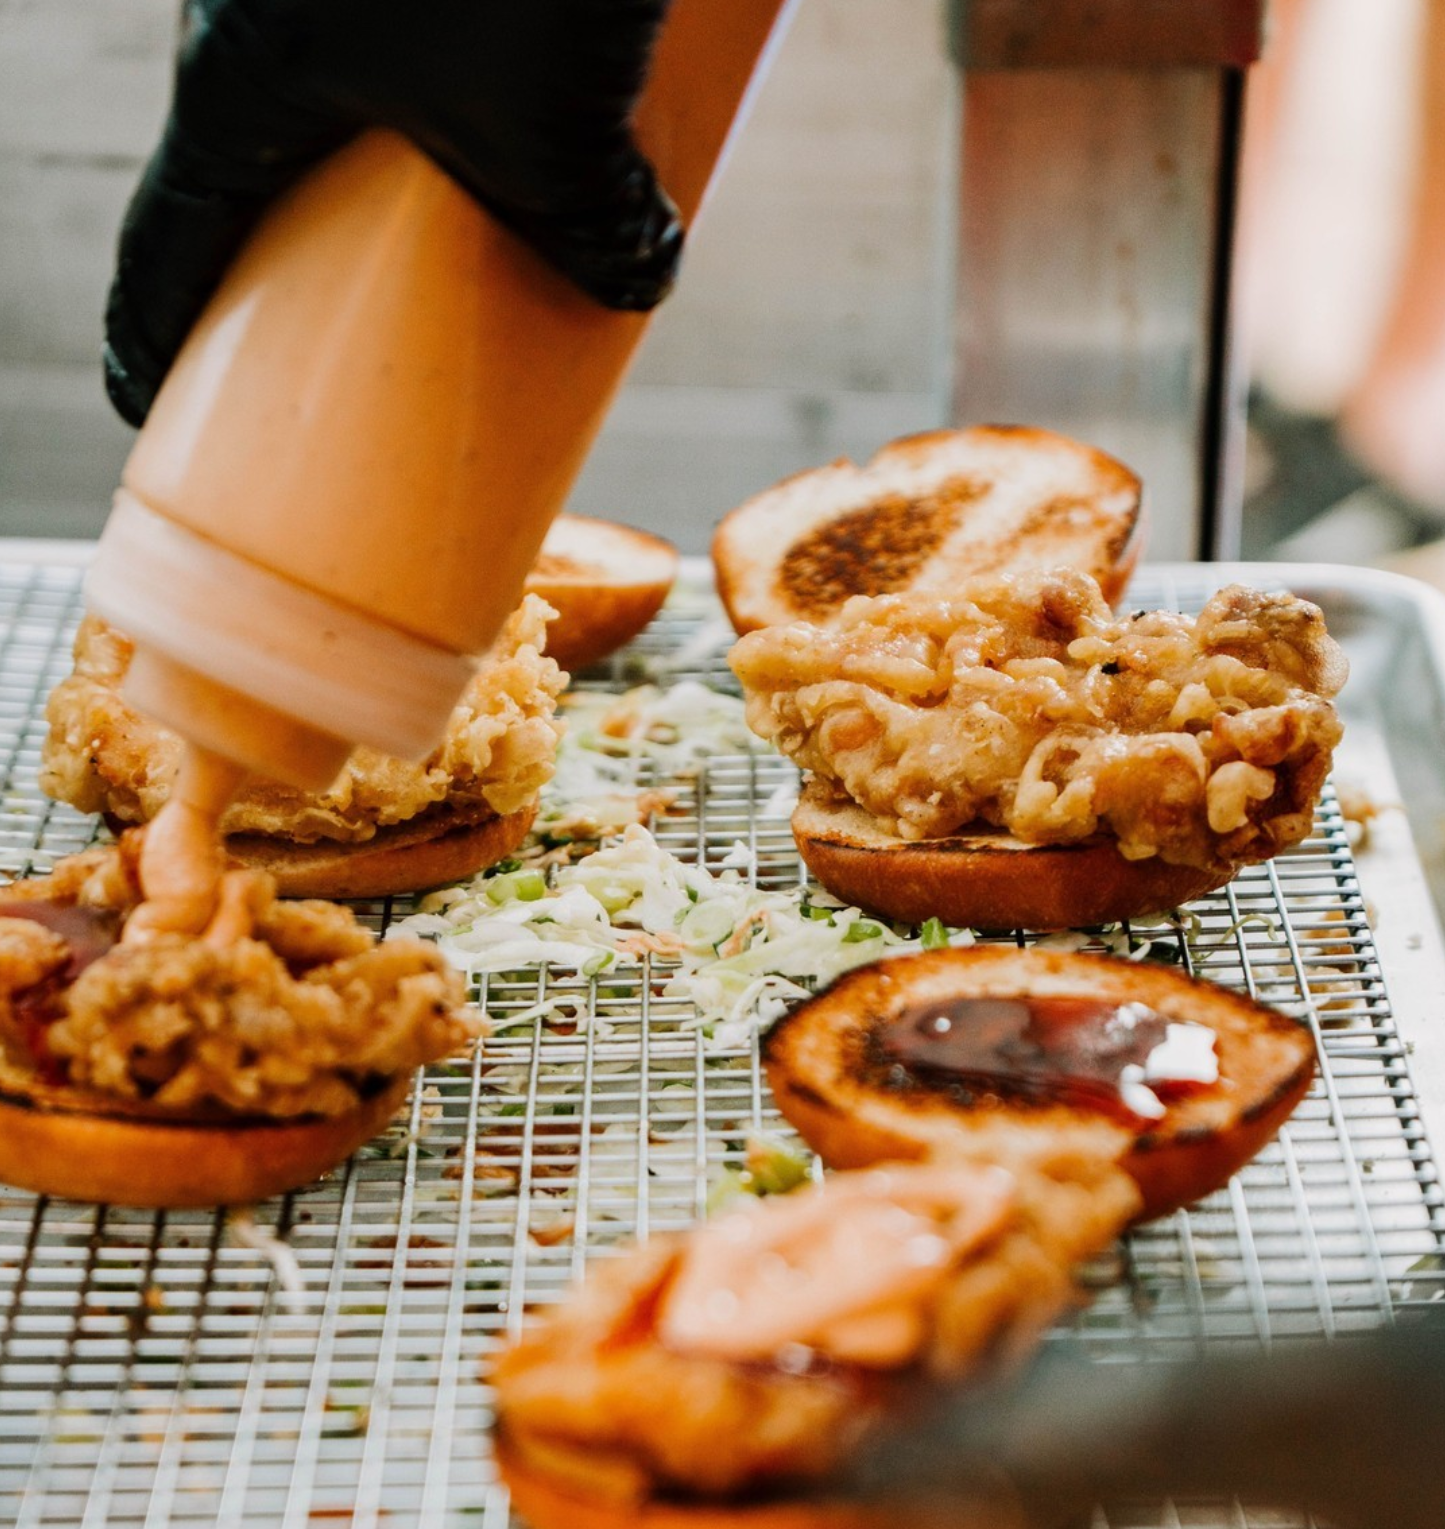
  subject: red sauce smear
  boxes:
[880,993,1174,1124]
[0,900,120,1081]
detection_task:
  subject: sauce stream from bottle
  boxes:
[125,745,248,943]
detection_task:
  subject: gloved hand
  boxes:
[105,0,681,427]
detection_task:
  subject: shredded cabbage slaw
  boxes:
[390,679,1184,1045]
[393,822,975,1047]
[389,681,977,1043]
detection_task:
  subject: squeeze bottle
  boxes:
[84,0,791,791]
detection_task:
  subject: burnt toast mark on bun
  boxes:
[714,426,1146,635]
[768,1075,840,1115]
[775,480,983,616]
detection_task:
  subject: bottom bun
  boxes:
[0,1072,411,1207]
[763,947,1317,1223]
[793,786,1230,931]
[224,806,534,900]
[495,1437,981,1529]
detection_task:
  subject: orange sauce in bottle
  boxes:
[83,0,792,921]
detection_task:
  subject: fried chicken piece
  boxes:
[494,1138,1137,1505]
[9,838,146,916]
[497,1239,868,1502]
[0,917,70,991]
[0,837,477,1118]
[50,933,470,1116]
[40,596,566,844]
[255,897,375,968]
[731,571,1346,872]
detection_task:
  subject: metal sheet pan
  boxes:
[0,548,1441,1528]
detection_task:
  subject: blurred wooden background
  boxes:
[0,0,956,550]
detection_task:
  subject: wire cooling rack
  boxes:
[0,555,1441,1529]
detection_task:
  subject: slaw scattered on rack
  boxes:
[391,680,1194,1044]
[530,680,761,846]
[388,680,972,1041]
[393,822,975,1047]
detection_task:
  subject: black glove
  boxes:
[105,0,681,427]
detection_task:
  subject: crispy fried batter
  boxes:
[0,839,477,1118]
[0,918,70,997]
[497,1240,869,1501]
[493,1143,1137,1503]
[52,934,468,1116]
[40,597,566,844]
[730,571,1347,872]
[15,838,146,913]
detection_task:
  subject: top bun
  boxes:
[711,425,1143,634]
[525,515,679,673]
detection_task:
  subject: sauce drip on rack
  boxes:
[880,992,1172,1123]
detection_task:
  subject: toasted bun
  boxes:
[712,426,1143,634]
[495,1438,968,1529]
[0,1072,410,1208]
[792,786,1228,932]
[525,515,680,672]
[197,805,533,900]
[763,946,1316,1222]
